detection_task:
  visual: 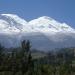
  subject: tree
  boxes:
[21,40,33,75]
[25,40,31,52]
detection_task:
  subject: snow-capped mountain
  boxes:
[0,14,75,51]
[29,16,75,33]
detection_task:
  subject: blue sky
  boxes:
[0,0,75,28]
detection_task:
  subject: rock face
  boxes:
[0,14,75,51]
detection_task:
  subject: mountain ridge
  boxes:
[0,14,75,34]
[0,14,75,51]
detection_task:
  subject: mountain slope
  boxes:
[0,14,75,51]
[0,14,32,33]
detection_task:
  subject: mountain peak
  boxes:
[1,14,27,24]
[1,14,19,17]
[29,16,75,33]
[38,16,53,20]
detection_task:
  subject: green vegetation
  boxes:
[0,40,74,75]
